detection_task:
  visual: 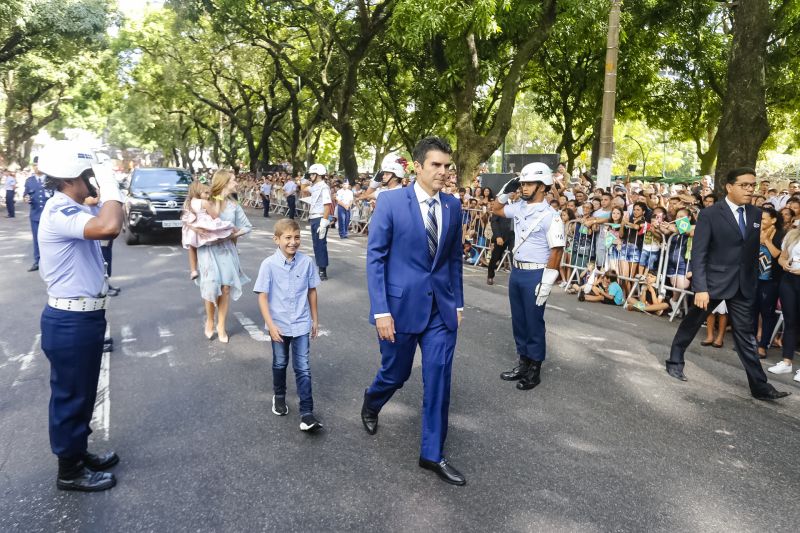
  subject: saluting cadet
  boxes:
[36,140,125,492]
[363,161,405,201]
[260,175,272,217]
[23,157,51,271]
[491,162,565,391]
[301,163,333,280]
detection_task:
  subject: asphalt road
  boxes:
[1,205,799,532]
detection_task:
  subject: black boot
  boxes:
[56,457,116,492]
[319,268,328,281]
[500,358,532,381]
[516,361,542,390]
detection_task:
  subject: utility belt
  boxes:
[512,260,547,270]
[48,296,108,312]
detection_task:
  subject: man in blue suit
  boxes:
[23,158,51,271]
[360,136,466,486]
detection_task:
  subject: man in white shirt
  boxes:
[335,181,355,238]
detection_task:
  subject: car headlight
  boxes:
[127,197,151,209]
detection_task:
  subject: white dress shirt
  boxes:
[724,196,746,226]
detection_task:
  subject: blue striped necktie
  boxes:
[425,198,438,260]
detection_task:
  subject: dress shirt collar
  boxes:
[413,181,441,206]
[272,248,296,268]
[724,196,746,219]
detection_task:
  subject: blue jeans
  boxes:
[309,217,329,268]
[337,205,351,238]
[272,334,313,415]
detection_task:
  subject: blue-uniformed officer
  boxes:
[36,140,125,492]
[23,158,51,271]
[491,162,565,390]
[301,163,333,280]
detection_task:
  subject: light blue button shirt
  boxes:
[38,192,106,298]
[253,250,320,337]
[503,199,556,264]
[283,181,297,197]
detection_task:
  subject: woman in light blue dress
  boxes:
[196,170,252,343]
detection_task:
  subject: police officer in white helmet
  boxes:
[301,163,333,280]
[490,162,565,390]
[362,161,405,201]
[36,140,125,492]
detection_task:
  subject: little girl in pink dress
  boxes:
[182,181,235,279]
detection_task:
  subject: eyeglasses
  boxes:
[733,182,756,190]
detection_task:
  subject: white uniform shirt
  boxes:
[503,199,557,263]
[336,188,354,209]
[307,180,332,219]
[38,192,106,298]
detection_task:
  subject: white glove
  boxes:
[496,177,520,204]
[535,268,559,306]
[95,165,125,204]
[317,218,330,240]
[368,178,382,190]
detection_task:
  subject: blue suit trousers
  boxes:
[365,301,457,462]
[40,306,106,459]
[509,267,546,361]
[31,218,40,263]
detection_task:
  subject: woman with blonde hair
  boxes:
[196,169,252,343]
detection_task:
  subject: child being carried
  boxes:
[182,181,235,279]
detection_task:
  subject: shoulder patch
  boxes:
[60,206,82,216]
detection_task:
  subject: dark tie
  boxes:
[737,206,746,238]
[425,198,438,260]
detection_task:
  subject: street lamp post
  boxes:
[624,134,647,177]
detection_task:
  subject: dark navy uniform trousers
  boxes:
[41,306,106,459]
[509,267,547,362]
[309,217,329,268]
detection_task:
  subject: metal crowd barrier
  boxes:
[350,200,373,235]
[268,191,309,220]
[656,232,693,322]
[460,207,491,266]
[561,219,666,304]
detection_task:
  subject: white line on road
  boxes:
[123,345,175,359]
[12,334,41,387]
[233,312,269,342]
[91,351,110,441]
[158,326,174,338]
[121,325,136,343]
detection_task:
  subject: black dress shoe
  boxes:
[57,467,116,492]
[666,367,688,382]
[83,451,119,470]
[319,268,328,281]
[418,457,466,486]
[752,388,791,401]
[107,286,120,297]
[516,360,542,390]
[27,263,38,272]
[500,359,531,381]
[361,395,378,435]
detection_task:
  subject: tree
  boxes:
[392,0,557,183]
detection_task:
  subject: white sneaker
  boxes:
[768,361,793,374]
[559,281,568,289]
[794,370,800,383]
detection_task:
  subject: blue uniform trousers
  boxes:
[5,190,15,217]
[31,218,40,263]
[509,267,546,362]
[337,205,350,238]
[309,217,329,268]
[365,301,457,462]
[287,195,296,219]
[40,306,106,459]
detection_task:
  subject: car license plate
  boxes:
[161,220,182,228]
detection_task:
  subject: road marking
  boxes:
[317,329,330,337]
[91,351,111,441]
[12,334,41,387]
[548,305,566,312]
[158,326,174,338]
[123,345,175,359]
[233,312,269,342]
[121,325,136,343]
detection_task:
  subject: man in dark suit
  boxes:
[23,158,52,271]
[486,209,514,285]
[666,167,790,401]
[361,136,466,485]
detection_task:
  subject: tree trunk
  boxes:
[338,121,359,184]
[713,0,772,197]
[697,131,719,175]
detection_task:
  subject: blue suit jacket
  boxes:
[367,185,464,333]
[24,175,50,222]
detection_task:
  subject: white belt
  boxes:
[48,296,108,312]
[512,260,547,270]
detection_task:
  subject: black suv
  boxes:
[122,168,192,244]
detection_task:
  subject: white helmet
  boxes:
[519,162,553,186]
[308,163,327,176]
[37,140,101,179]
[381,161,405,179]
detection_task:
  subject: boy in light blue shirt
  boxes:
[254,218,322,432]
